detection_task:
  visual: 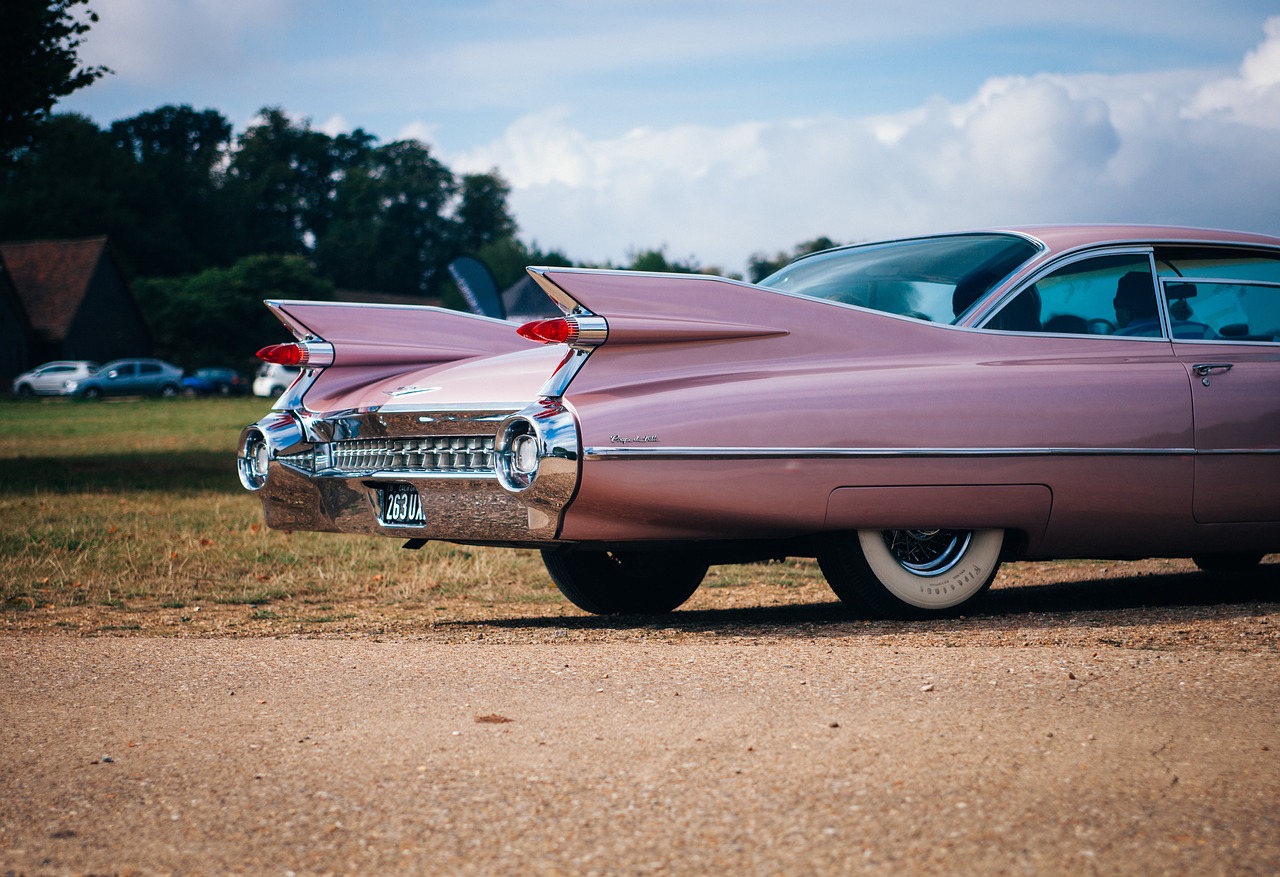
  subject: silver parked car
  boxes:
[66,358,185,399]
[11,360,100,397]
[252,361,302,398]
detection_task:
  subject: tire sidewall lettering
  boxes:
[858,531,1003,611]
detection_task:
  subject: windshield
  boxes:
[758,233,1041,323]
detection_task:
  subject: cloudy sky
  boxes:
[61,0,1280,274]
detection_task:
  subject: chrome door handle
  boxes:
[1192,363,1233,385]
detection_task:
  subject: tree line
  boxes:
[0,105,521,294]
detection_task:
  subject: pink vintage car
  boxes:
[238,225,1280,618]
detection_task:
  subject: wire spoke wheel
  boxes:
[882,529,972,575]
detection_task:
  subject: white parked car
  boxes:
[252,362,302,398]
[11,360,99,397]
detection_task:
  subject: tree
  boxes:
[747,236,841,282]
[224,108,353,258]
[625,247,703,274]
[473,236,573,291]
[455,171,517,252]
[317,141,517,297]
[133,254,334,369]
[109,105,235,273]
[2,101,520,297]
[369,139,458,295]
[0,0,109,162]
[0,107,239,277]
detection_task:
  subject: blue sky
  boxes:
[61,1,1280,273]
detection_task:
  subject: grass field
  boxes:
[0,397,831,635]
[0,398,548,623]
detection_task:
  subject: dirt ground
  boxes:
[2,556,1277,649]
[1,558,1276,876]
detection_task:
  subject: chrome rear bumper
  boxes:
[238,400,580,543]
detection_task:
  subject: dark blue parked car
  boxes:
[183,367,249,396]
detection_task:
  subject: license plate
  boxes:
[376,483,425,526]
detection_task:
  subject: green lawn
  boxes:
[0,397,553,614]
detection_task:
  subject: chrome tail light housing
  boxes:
[495,399,581,528]
[236,412,306,492]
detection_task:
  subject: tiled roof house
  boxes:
[0,237,151,383]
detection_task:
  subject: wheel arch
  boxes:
[824,483,1052,554]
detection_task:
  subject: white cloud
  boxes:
[394,121,441,148]
[452,19,1280,274]
[319,114,350,137]
[1184,15,1280,127]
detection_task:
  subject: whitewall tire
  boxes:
[819,528,1004,619]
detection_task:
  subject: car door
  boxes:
[977,250,1196,553]
[1164,278,1280,522]
[137,362,163,394]
[107,362,138,394]
[34,365,72,393]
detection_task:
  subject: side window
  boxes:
[1156,247,1280,283]
[1155,247,1280,342]
[984,254,1158,336]
[139,363,161,376]
[1163,280,1280,342]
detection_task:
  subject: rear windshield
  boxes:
[758,233,1041,323]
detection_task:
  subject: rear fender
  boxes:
[524,267,970,439]
[264,300,529,411]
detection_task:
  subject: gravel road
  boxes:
[3,606,1278,876]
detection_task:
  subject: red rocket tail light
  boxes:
[517,318,577,345]
[257,343,306,365]
[256,341,334,368]
[516,315,606,347]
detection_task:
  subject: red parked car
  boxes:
[238,225,1280,618]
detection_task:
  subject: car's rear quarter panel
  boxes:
[546,271,1201,554]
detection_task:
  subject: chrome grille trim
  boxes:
[322,435,496,476]
[276,449,316,474]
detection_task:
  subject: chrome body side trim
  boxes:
[582,445,1205,461]
[1195,448,1280,455]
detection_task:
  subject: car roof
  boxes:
[995,224,1280,255]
